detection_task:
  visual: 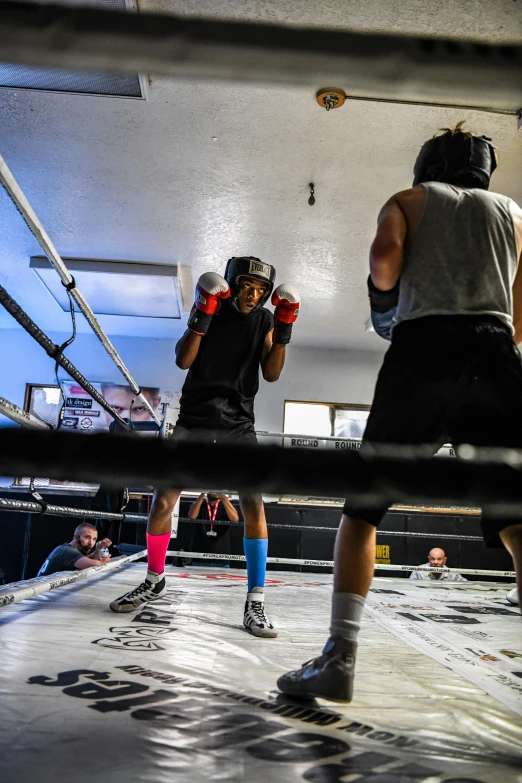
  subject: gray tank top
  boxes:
[395,182,520,333]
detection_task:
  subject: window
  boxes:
[283,400,370,446]
[16,384,97,490]
[26,384,62,429]
[280,399,457,509]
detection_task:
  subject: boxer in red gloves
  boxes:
[109,256,300,638]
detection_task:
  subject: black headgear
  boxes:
[224,256,276,309]
[413,131,497,190]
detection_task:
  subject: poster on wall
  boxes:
[29,382,181,434]
[17,383,181,490]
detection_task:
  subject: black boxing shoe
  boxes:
[277,637,356,703]
[109,569,166,613]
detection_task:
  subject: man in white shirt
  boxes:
[409,547,467,582]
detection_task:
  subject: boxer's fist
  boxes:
[367,276,399,341]
[188,272,230,335]
[367,275,399,314]
[272,284,300,345]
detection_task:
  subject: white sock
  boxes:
[329,592,365,644]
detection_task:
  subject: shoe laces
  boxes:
[249,599,270,625]
[125,580,152,600]
[301,655,321,668]
[301,647,353,669]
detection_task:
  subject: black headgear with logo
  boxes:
[224,256,276,310]
[413,131,497,190]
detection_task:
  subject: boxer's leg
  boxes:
[233,426,277,637]
[240,491,276,638]
[278,323,448,701]
[499,526,522,609]
[449,321,522,614]
[109,487,182,613]
[109,425,190,613]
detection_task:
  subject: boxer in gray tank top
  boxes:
[396,181,520,331]
[278,123,522,704]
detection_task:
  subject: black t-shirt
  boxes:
[179,300,273,429]
[196,499,233,547]
[198,500,230,523]
[37,544,84,576]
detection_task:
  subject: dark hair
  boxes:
[74,523,97,536]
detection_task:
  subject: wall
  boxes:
[0,328,384,431]
[255,346,384,434]
[0,327,186,427]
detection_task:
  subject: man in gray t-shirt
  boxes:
[37,523,111,577]
[409,547,466,582]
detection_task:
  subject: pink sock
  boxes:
[146,532,171,575]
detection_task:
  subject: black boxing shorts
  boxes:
[171,419,258,447]
[342,315,522,547]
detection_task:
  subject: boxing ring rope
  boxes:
[0,3,520,113]
[165,550,516,579]
[258,431,367,445]
[257,430,405,446]
[2,429,522,514]
[0,546,513,612]
[0,155,160,426]
[0,396,52,431]
[0,548,147,608]
[257,430,454,457]
[0,497,485,541]
[0,284,132,430]
[257,431,478,513]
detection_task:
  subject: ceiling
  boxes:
[0,0,521,351]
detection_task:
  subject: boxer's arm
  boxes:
[261,330,286,382]
[175,329,203,370]
[512,259,522,345]
[370,195,408,290]
[511,201,522,345]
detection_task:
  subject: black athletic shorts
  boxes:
[171,419,258,447]
[343,315,522,547]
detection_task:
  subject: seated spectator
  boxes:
[409,547,467,581]
[37,523,111,576]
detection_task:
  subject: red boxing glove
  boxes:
[271,284,300,345]
[188,272,230,335]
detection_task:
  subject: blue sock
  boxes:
[243,538,268,592]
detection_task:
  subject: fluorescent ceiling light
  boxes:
[0,0,144,99]
[30,257,182,319]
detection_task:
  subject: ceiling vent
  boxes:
[0,0,146,99]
